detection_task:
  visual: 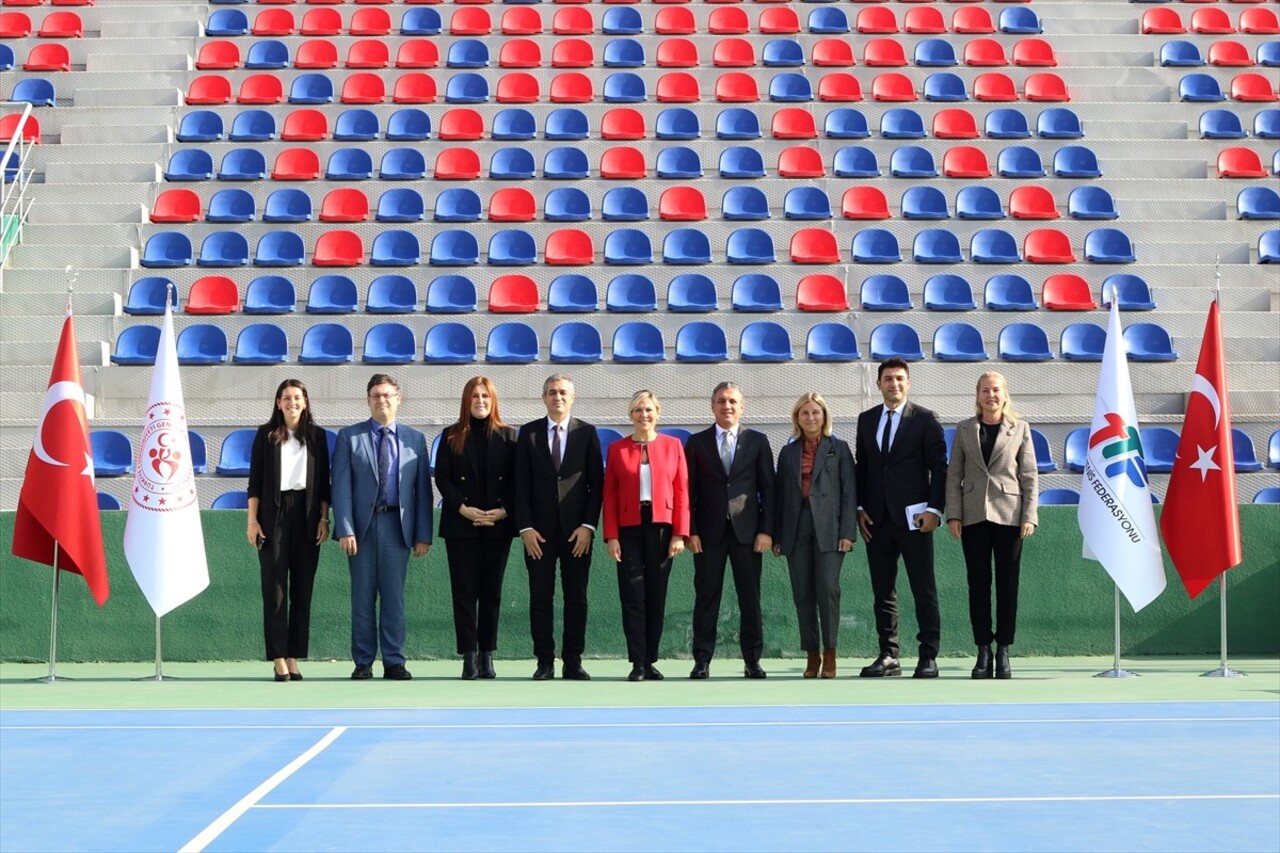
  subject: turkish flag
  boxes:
[1159,300,1243,599]
[11,309,110,606]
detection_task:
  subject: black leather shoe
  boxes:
[478,651,496,679]
[288,671,303,681]
[743,661,767,679]
[859,655,902,678]
[627,665,646,682]
[995,645,1012,679]
[351,664,373,680]
[972,645,993,680]
[274,670,289,683]
[383,663,412,680]
[562,662,591,681]
[461,652,478,681]
[689,661,710,680]
[532,661,554,681]
[643,664,665,681]
[913,658,939,679]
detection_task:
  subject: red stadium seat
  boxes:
[600,147,647,179]
[708,6,748,34]
[791,229,841,264]
[973,72,1018,101]
[38,10,82,37]
[1239,7,1280,35]
[295,39,338,69]
[812,38,855,67]
[435,147,481,179]
[1140,8,1185,35]
[496,72,539,103]
[551,38,593,68]
[345,39,388,69]
[655,6,695,34]
[842,186,892,219]
[0,13,32,39]
[488,187,536,222]
[195,41,240,71]
[659,187,707,221]
[818,73,863,101]
[943,146,992,177]
[319,188,370,222]
[864,38,908,66]
[0,113,39,144]
[545,229,594,266]
[272,147,321,180]
[392,72,437,103]
[713,38,755,67]
[656,38,698,68]
[952,6,994,34]
[450,7,491,34]
[1191,7,1235,34]
[904,6,947,34]
[186,74,232,105]
[238,73,284,104]
[1208,40,1252,67]
[299,8,339,35]
[964,38,1008,66]
[1042,274,1097,310]
[758,7,800,34]
[659,72,702,102]
[186,276,240,314]
[858,7,898,34]
[341,72,385,104]
[772,108,817,139]
[1024,72,1069,101]
[796,274,849,311]
[1024,228,1076,263]
[499,39,542,68]
[552,7,593,34]
[439,108,484,140]
[933,108,979,138]
[601,107,646,139]
[1013,38,1057,67]
[1217,146,1268,177]
[281,108,329,140]
[313,230,364,266]
[778,146,826,177]
[550,72,592,103]
[501,6,542,34]
[1231,73,1278,101]
[489,275,539,313]
[1008,185,1060,219]
[151,189,202,223]
[872,72,917,101]
[396,40,438,69]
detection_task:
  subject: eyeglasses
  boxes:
[368,392,399,401]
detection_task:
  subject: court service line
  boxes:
[253,793,1280,810]
[178,726,347,853]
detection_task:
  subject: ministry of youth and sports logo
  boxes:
[133,401,197,512]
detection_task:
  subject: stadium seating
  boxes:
[674,322,728,362]
[233,323,288,364]
[424,323,477,364]
[613,321,666,363]
[124,277,179,315]
[861,274,913,311]
[215,429,256,476]
[998,323,1054,362]
[607,274,656,312]
[870,323,925,361]
[90,431,133,477]
[985,274,1038,311]
[806,323,860,362]
[243,276,296,314]
[176,323,229,365]
[923,274,976,310]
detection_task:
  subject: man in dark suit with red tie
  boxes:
[512,374,603,681]
[855,358,948,679]
[686,382,776,679]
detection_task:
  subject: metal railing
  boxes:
[0,102,37,293]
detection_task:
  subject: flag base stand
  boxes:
[1201,666,1244,678]
[133,617,179,681]
[1094,668,1137,679]
[1095,585,1137,678]
[1201,576,1244,678]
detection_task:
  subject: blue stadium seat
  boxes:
[923,274,976,309]
[881,108,926,139]
[432,188,480,223]
[306,275,358,313]
[785,187,833,220]
[674,322,728,362]
[985,108,1031,140]
[219,148,268,180]
[1123,322,1178,361]
[211,491,250,510]
[488,230,537,266]
[1179,73,1225,102]
[985,274,1037,310]
[124,277,179,316]
[233,322,288,364]
[252,231,303,267]
[376,188,425,222]
[657,427,693,446]
[726,228,776,264]
[90,430,133,476]
[998,322,1053,361]
[1103,274,1156,311]
[176,323,228,364]
[717,109,763,140]
[426,275,477,313]
[809,7,849,35]
[806,323,860,362]
[663,229,711,264]
[824,108,870,139]
[1028,428,1057,472]
[834,146,881,177]
[1254,487,1280,504]
[1038,488,1079,506]
[1084,228,1136,263]
[861,274,912,311]
[548,274,599,313]
[1198,109,1247,140]
[195,231,250,268]
[740,321,793,362]
[915,39,958,68]
[0,44,10,73]
[1260,42,1280,69]
[485,323,538,363]
[1271,429,1280,470]
[605,229,655,264]
[424,322,477,363]
[205,188,255,223]
[492,108,536,141]
[446,73,489,104]
[603,39,645,69]
[448,39,489,69]
[1160,40,1203,68]
[545,187,592,222]
[1060,426,1089,473]
[11,79,56,108]
[380,148,426,180]
[489,148,536,180]
[601,188,649,223]
[890,146,937,177]
[1238,187,1280,220]
[603,72,646,103]
[1036,108,1084,139]
[606,274,657,312]
[430,230,480,266]
[997,146,1045,178]
[1232,428,1264,472]
[176,111,224,142]
[656,108,701,140]
[289,73,333,105]
[769,73,813,102]
[367,230,420,266]
[544,147,590,179]
[1053,146,1102,178]
[1263,230,1280,263]
[1256,110,1280,139]
[401,7,442,36]
[245,40,289,70]
[367,275,418,314]
[1069,186,1119,220]
[206,9,249,36]
[228,110,276,142]
[549,322,603,363]
[243,275,296,314]
[914,229,964,263]
[923,73,968,102]
[1000,7,1042,35]
[164,149,214,182]
[852,229,902,263]
[956,186,1005,220]
[656,147,702,179]
[731,274,783,311]
[722,186,771,220]
[1140,427,1178,474]
[325,148,373,180]
[933,322,988,361]
[720,147,766,178]
[361,322,416,364]
[667,274,718,312]
[602,6,642,35]
[334,108,379,142]
[970,229,1022,263]
[112,325,161,365]
[96,493,121,511]
[386,108,431,141]
[763,39,806,68]
[612,322,666,363]
[214,429,257,477]
[869,322,925,361]
[903,186,951,220]
[140,232,194,268]
[1060,322,1106,361]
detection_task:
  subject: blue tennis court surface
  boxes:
[2,702,1277,852]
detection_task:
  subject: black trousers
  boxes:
[691,526,763,663]
[259,490,319,660]
[960,520,1023,646]
[526,527,591,665]
[615,506,673,665]
[865,518,941,660]
[445,537,513,654]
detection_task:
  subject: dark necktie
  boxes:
[551,424,562,473]
[720,430,733,476]
[376,426,392,507]
[880,409,893,458]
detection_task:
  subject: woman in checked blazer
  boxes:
[945,371,1038,681]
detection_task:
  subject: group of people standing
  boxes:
[245,360,1039,684]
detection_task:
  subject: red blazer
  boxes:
[603,434,690,540]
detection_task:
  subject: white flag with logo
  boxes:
[124,302,209,616]
[1077,300,1166,612]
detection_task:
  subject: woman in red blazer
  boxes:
[604,390,689,682]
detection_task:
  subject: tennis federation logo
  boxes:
[1087,412,1148,488]
[133,400,197,512]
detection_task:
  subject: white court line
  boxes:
[253,793,1280,810]
[178,726,346,853]
[4,715,1278,732]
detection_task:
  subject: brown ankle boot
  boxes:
[820,647,837,679]
[803,650,821,679]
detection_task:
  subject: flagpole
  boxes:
[1095,584,1136,678]
[153,616,165,681]
[38,544,61,683]
[1203,574,1244,677]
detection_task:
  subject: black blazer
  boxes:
[854,401,948,525]
[246,423,331,536]
[511,416,604,539]
[434,424,518,540]
[685,426,776,544]
[774,434,857,555]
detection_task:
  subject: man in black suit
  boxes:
[512,374,603,681]
[855,358,947,679]
[686,382,776,679]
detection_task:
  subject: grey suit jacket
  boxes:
[331,420,433,548]
[774,435,857,556]
[944,416,1039,529]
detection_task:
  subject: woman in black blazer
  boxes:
[435,376,518,680]
[246,379,331,682]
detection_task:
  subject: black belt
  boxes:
[373,504,399,513]
[639,500,652,507]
